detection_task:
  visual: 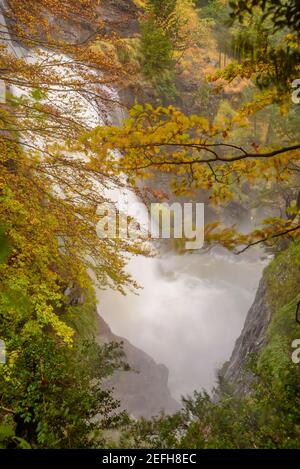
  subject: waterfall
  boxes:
[0,0,26,58]
[1,12,265,401]
[98,248,264,399]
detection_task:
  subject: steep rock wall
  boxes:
[224,239,300,395]
[223,275,272,394]
[96,314,180,419]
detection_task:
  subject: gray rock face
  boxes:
[96,314,180,419]
[223,276,272,394]
[20,0,140,45]
[96,0,140,38]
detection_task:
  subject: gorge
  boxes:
[0,0,277,414]
[1,0,299,450]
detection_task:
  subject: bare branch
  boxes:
[236,225,300,254]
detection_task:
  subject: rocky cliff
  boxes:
[223,275,272,394]
[96,314,180,419]
[224,238,300,395]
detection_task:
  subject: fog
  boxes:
[98,249,265,400]
[87,73,266,402]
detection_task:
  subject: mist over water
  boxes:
[98,249,265,400]
[22,55,266,403]
[88,76,267,401]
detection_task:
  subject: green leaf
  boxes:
[0,423,15,442]
[31,88,44,101]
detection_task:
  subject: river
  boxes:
[1,7,265,402]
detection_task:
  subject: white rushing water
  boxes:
[0,11,265,401]
[98,249,264,400]
[90,73,266,402]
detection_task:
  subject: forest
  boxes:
[0,0,300,451]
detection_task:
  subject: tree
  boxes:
[223,0,300,94]
[139,0,200,88]
[0,316,128,447]
[0,0,143,448]
[140,18,174,78]
[0,0,148,295]
[83,100,300,253]
[83,0,300,254]
[124,239,300,449]
[230,0,300,33]
[126,358,300,448]
[139,0,180,101]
